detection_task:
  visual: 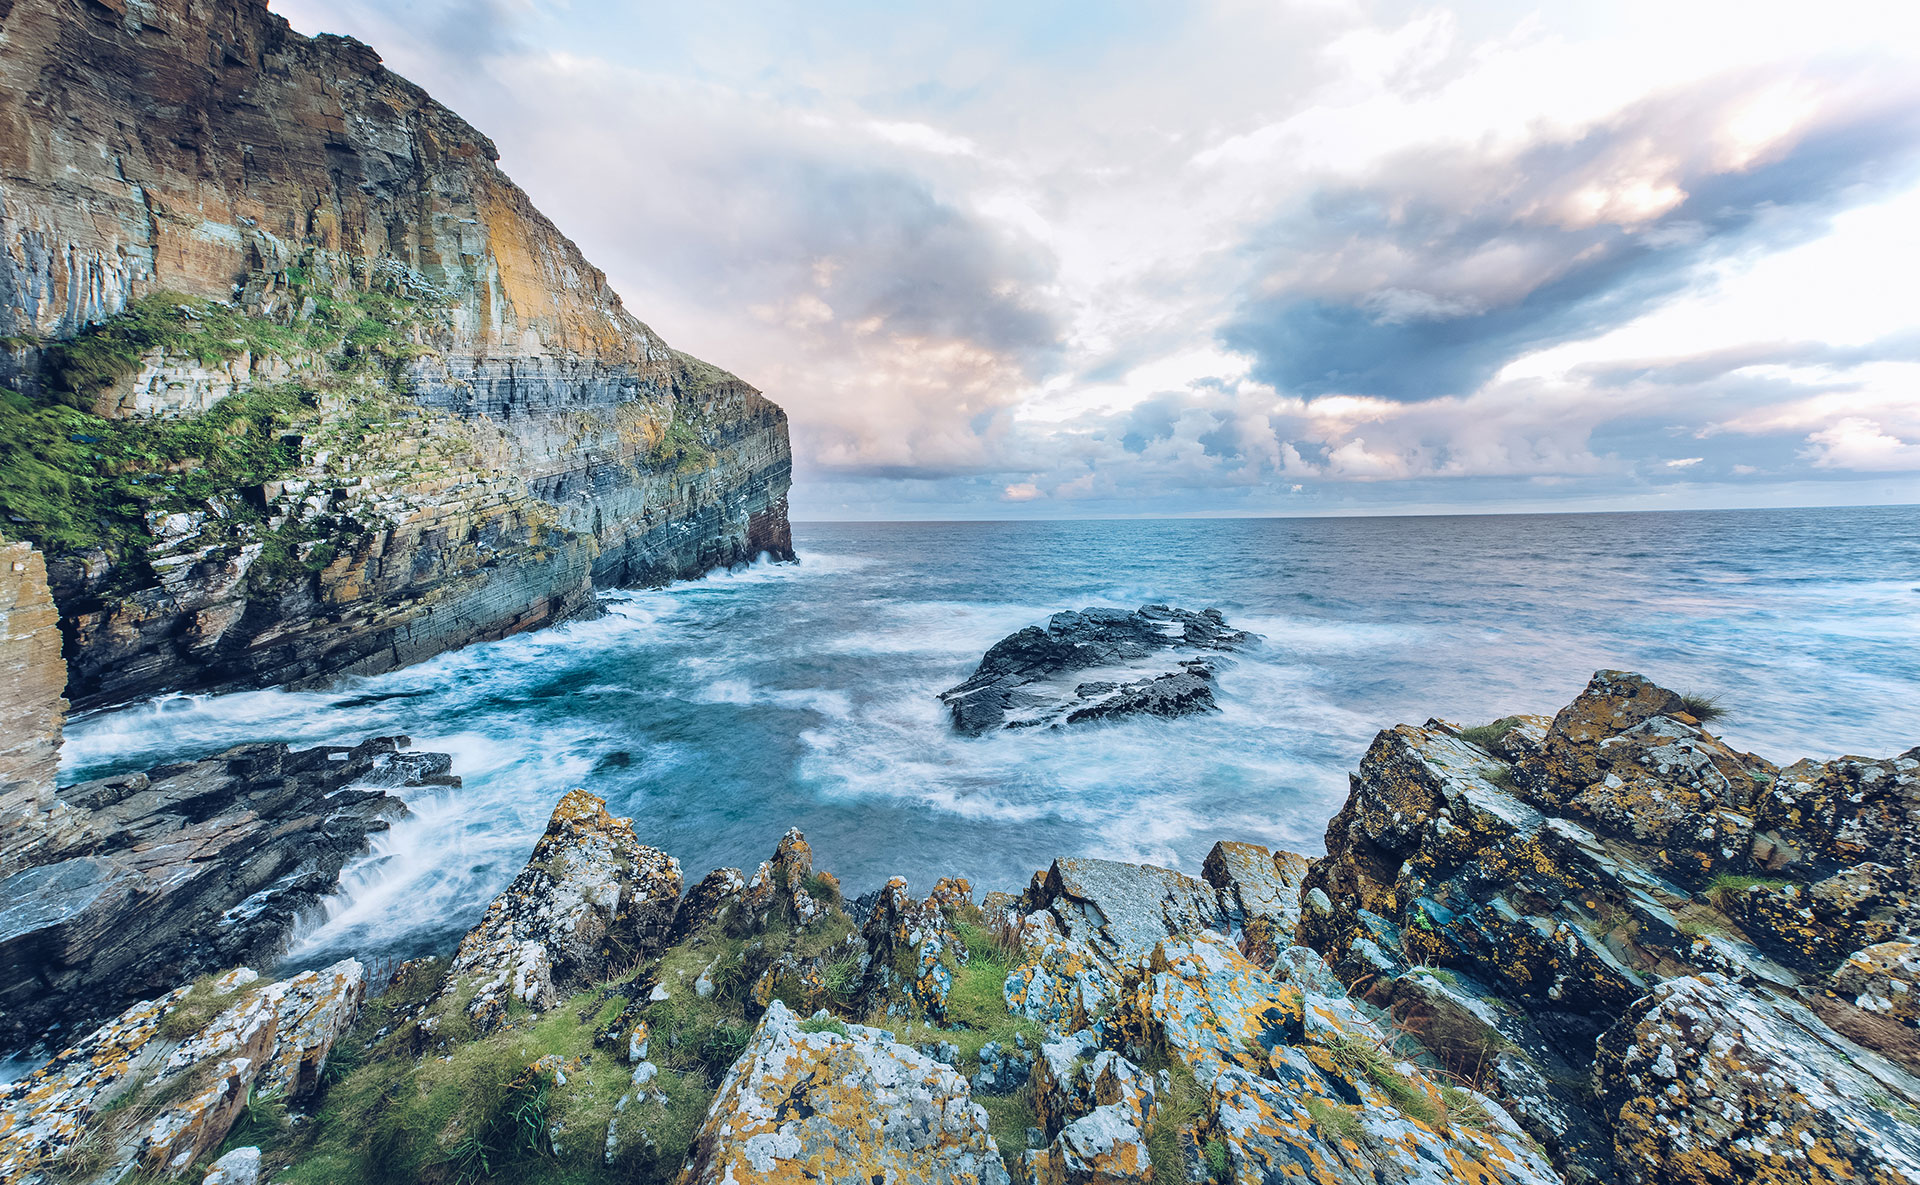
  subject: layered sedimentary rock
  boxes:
[0,542,67,870]
[0,735,452,1054]
[942,605,1253,734]
[1298,670,1920,1183]
[0,0,793,710]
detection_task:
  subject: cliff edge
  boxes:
[0,0,794,709]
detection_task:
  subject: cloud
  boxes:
[1219,66,1920,401]
[1803,419,1920,470]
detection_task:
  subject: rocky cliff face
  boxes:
[0,0,794,710]
[0,541,67,865]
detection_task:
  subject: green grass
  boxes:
[977,1085,1038,1158]
[648,416,716,475]
[1479,765,1519,791]
[1705,873,1787,910]
[1143,1054,1210,1183]
[1302,1095,1362,1143]
[1456,718,1518,750]
[1438,1084,1497,1133]
[1319,1033,1444,1130]
[799,1015,849,1036]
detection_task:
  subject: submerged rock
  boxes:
[940,604,1253,734]
[680,999,1010,1185]
[0,736,450,1054]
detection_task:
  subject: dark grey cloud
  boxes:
[1220,70,1920,401]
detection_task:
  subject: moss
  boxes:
[1456,717,1518,750]
[40,293,313,406]
[158,974,263,1041]
[648,415,715,475]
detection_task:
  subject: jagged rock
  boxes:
[670,867,747,942]
[941,605,1253,734]
[679,999,1010,1185]
[1202,841,1309,968]
[1594,973,1920,1184]
[0,0,794,712]
[1836,942,1920,1030]
[436,789,681,1035]
[0,736,444,1054]
[0,959,363,1183]
[1128,932,1560,1185]
[1021,1104,1154,1185]
[971,1036,1034,1095]
[858,875,962,1020]
[1298,670,1920,1183]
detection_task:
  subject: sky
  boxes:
[274,0,1920,520]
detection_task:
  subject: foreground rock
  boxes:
[681,1000,1010,1185]
[941,605,1253,734]
[428,788,683,1037]
[0,736,452,1055]
[1299,669,1920,1183]
[0,959,364,1184]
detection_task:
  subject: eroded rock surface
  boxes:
[941,605,1252,734]
[1298,669,1920,1184]
[0,959,363,1185]
[0,736,449,1054]
[434,788,682,1035]
[680,1000,1010,1185]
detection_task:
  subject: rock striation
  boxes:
[941,605,1253,734]
[0,0,794,711]
[0,735,453,1056]
[0,541,67,871]
[1299,670,1920,1184]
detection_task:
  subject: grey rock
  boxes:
[941,604,1252,734]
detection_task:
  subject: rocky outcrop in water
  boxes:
[0,0,794,711]
[941,605,1253,734]
[0,735,452,1056]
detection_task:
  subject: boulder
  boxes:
[435,788,681,1035]
[940,605,1253,734]
[678,999,1010,1185]
[1202,841,1309,968]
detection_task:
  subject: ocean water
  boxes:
[59,507,1920,972]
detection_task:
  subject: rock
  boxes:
[0,959,364,1183]
[1129,932,1560,1185]
[1836,942,1920,1030]
[940,605,1253,733]
[972,1038,1035,1095]
[0,736,443,1054]
[0,0,794,712]
[679,999,1010,1185]
[1202,840,1309,968]
[1297,670,1920,1183]
[670,867,746,942]
[201,1145,260,1185]
[436,789,682,1035]
[1021,1104,1154,1185]
[1593,973,1920,1184]
[0,541,70,880]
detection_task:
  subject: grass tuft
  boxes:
[1456,718,1518,751]
[1678,692,1728,723]
[1705,873,1787,910]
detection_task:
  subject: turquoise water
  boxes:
[60,507,1920,969]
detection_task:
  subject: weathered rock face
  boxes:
[433,788,682,1036]
[0,736,450,1055]
[0,542,68,875]
[680,999,1011,1185]
[0,0,794,711]
[941,605,1253,734]
[1298,669,1920,1184]
[0,958,364,1185]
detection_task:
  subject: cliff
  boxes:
[0,0,793,709]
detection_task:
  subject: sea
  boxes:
[58,507,1920,973]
